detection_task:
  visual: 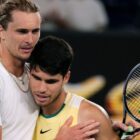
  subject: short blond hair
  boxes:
[0,0,40,29]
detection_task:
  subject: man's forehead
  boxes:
[8,10,41,29]
[11,10,41,22]
[31,66,61,77]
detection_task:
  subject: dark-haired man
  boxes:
[30,35,120,140]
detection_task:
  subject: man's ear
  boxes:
[64,70,71,84]
[0,25,5,41]
[0,25,2,42]
[0,25,3,32]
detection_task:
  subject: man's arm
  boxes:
[79,100,120,140]
[55,116,100,140]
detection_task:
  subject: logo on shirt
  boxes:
[40,129,51,134]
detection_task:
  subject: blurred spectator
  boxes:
[34,0,109,32]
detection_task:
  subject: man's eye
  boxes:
[32,29,40,34]
[32,74,41,81]
[17,29,29,34]
[46,80,58,84]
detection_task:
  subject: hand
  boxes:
[55,116,100,140]
[125,120,140,140]
[113,121,128,132]
[113,120,140,140]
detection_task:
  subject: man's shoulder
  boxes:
[80,99,109,121]
[81,99,102,112]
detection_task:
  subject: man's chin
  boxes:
[19,56,30,62]
[36,101,48,107]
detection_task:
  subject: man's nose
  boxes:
[39,82,47,93]
[26,32,34,44]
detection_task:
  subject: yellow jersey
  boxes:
[33,92,84,140]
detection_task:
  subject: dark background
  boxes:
[41,30,140,110]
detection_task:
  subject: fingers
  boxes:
[72,120,100,139]
[115,120,140,140]
[57,119,99,140]
[85,138,95,140]
[125,121,140,139]
[63,116,73,127]
[126,120,138,129]
[81,127,99,139]
[81,122,100,138]
[113,121,128,131]
[84,128,99,136]
[82,122,100,132]
[58,116,73,133]
[74,120,98,129]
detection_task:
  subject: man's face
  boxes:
[29,66,70,108]
[0,10,41,61]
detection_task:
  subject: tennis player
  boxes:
[30,35,120,140]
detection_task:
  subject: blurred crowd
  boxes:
[34,0,108,32]
[34,0,140,32]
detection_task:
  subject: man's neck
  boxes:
[0,57,25,77]
[42,91,67,116]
